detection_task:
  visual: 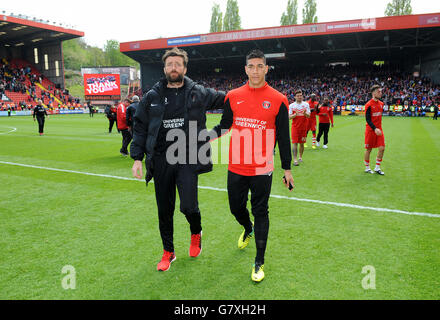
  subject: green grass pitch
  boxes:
[0,113,439,300]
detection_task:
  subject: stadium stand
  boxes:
[121,12,440,117]
[194,64,440,112]
[0,58,83,112]
[0,12,85,114]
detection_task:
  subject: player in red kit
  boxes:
[289,90,310,166]
[306,94,319,149]
[117,98,132,156]
[364,85,385,175]
[210,50,294,282]
[316,97,334,149]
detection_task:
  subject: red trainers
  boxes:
[157,250,176,271]
[189,232,202,257]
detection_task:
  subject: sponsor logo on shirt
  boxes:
[163,118,184,129]
[234,117,267,130]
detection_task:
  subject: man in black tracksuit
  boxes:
[130,47,225,272]
[33,100,48,135]
[126,95,139,136]
[105,105,117,133]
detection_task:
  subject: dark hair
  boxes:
[295,90,303,96]
[370,85,381,93]
[162,47,189,67]
[246,49,266,65]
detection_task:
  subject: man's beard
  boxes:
[166,71,184,84]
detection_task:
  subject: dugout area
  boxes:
[120,13,440,92]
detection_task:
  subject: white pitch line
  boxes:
[0,160,439,219]
[0,127,17,135]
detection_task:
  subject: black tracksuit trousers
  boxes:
[317,123,330,145]
[227,170,272,264]
[36,116,45,133]
[120,129,132,154]
[153,153,202,252]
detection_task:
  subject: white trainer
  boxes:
[323,145,328,149]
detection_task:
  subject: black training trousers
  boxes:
[120,129,132,154]
[36,116,45,133]
[108,118,115,133]
[317,123,330,145]
[153,154,202,252]
[227,170,272,264]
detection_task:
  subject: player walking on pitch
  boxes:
[210,50,294,282]
[364,85,385,175]
[130,47,226,271]
[316,97,334,149]
[33,99,48,136]
[289,90,310,166]
[306,94,319,149]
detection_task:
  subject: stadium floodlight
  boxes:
[0,32,6,35]
[4,44,10,47]
[15,42,25,47]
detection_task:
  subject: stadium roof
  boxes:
[120,13,440,66]
[0,14,84,47]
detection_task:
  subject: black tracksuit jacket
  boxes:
[130,76,225,184]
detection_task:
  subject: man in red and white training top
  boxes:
[210,49,294,283]
[306,93,319,149]
[289,90,310,166]
[117,98,132,156]
[364,85,385,175]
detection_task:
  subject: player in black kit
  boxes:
[33,100,48,135]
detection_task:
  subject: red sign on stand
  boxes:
[84,74,121,101]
